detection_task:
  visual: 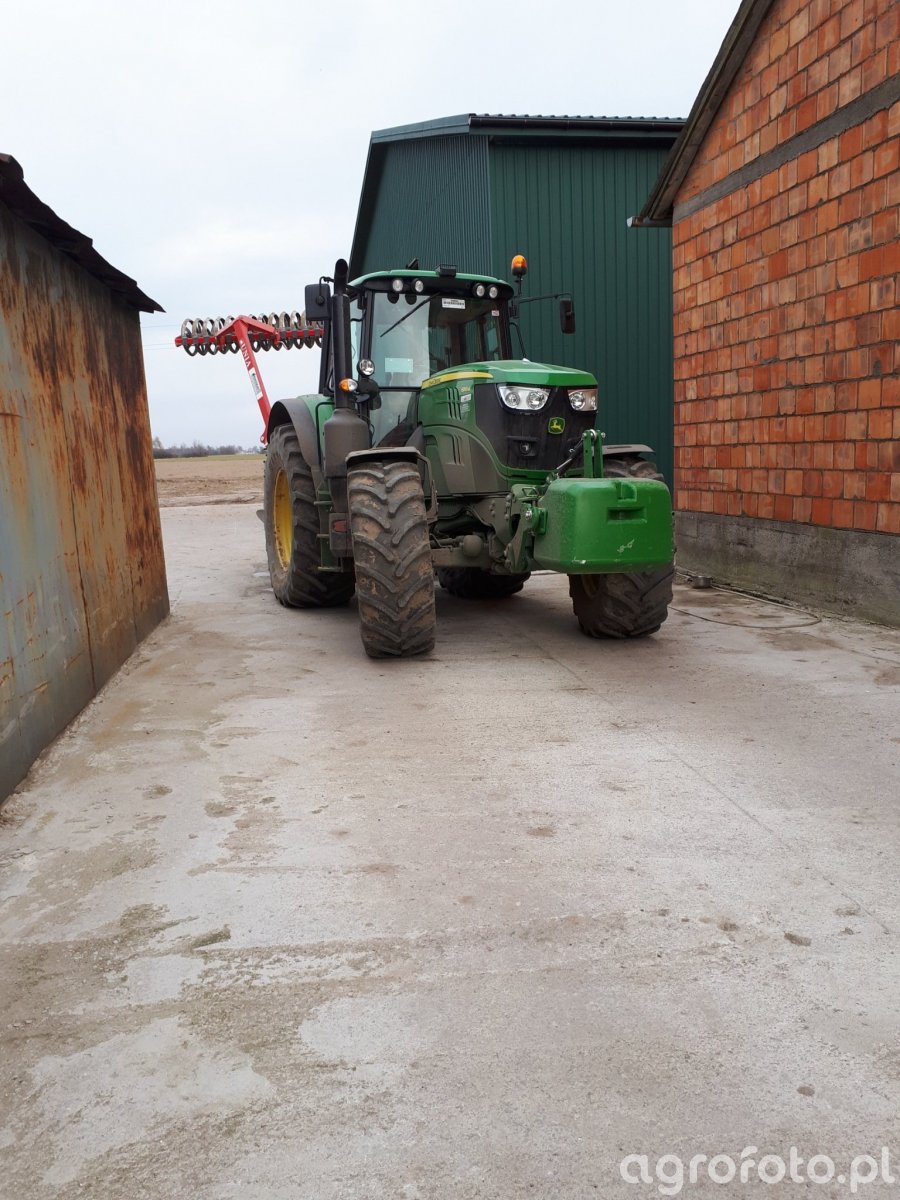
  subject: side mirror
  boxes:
[560,298,576,335]
[305,282,331,323]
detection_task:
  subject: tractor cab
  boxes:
[337,268,516,446]
[307,263,588,464]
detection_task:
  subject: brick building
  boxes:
[633,0,898,624]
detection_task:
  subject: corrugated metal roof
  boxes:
[633,0,775,226]
[472,113,685,126]
[0,154,163,312]
[372,113,685,143]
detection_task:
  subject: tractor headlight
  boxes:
[488,285,499,299]
[499,385,550,411]
[568,388,598,411]
[472,282,486,298]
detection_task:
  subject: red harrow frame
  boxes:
[176,312,323,441]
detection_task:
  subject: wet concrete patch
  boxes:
[12,1017,272,1187]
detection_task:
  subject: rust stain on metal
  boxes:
[0,170,169,800]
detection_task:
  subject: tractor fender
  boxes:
[268,399,322,474]
[602,443,655,458]
[345,446,421,469]
[345,446,437,522]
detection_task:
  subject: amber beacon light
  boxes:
[511,254,528,278]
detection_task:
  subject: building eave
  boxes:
[0,155,163,313]
[633,0,776,226]
[371,113,684,144]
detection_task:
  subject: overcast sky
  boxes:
[2,0,737,448]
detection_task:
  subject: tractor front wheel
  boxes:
[264,424,355,608]
[568,454,673,638]
[569,568,674,638]
[348,460,436,658]
[436,568,530,599]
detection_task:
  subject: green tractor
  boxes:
[264,256,674,658]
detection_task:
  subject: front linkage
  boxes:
[432,429,674,640]
[437,430,671,577]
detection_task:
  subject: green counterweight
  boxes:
[532,476,674,573]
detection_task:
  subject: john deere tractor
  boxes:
[263,256,673,658]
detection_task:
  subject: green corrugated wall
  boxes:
[354,135,492,275]
[355,134,674,484]
[489,142,674,484]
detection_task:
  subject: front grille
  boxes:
[473,384,595,472]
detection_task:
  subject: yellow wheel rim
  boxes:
[273,468,293,569]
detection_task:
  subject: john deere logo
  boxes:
[548,417,566,435]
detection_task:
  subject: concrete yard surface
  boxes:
[1,502,899,1199]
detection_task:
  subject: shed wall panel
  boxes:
[0,204,168,798]
[489,142,675,482]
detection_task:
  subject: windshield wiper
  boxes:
[379,295,431,338]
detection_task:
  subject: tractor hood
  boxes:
[420,360,597,391]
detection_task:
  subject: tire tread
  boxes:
[348,461,436,658]
[436,568,530,599]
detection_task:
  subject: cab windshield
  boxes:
[368,291,506,388]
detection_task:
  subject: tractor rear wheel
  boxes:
[568,455,674,639]
[348,460,436,658]
[436,568,530,598]
[264,424,355,608]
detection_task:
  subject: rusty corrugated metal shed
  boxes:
[1,158,168,799]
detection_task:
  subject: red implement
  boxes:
[175,313,323,442]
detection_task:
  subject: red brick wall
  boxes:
[672,0,899,535]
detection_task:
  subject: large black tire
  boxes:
[603,455,665,484]
[348,460,436,658]
[264,424,355,608]
[568,455,674,639]
[436,567,531,599]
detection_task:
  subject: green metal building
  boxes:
[350,114,683,484]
